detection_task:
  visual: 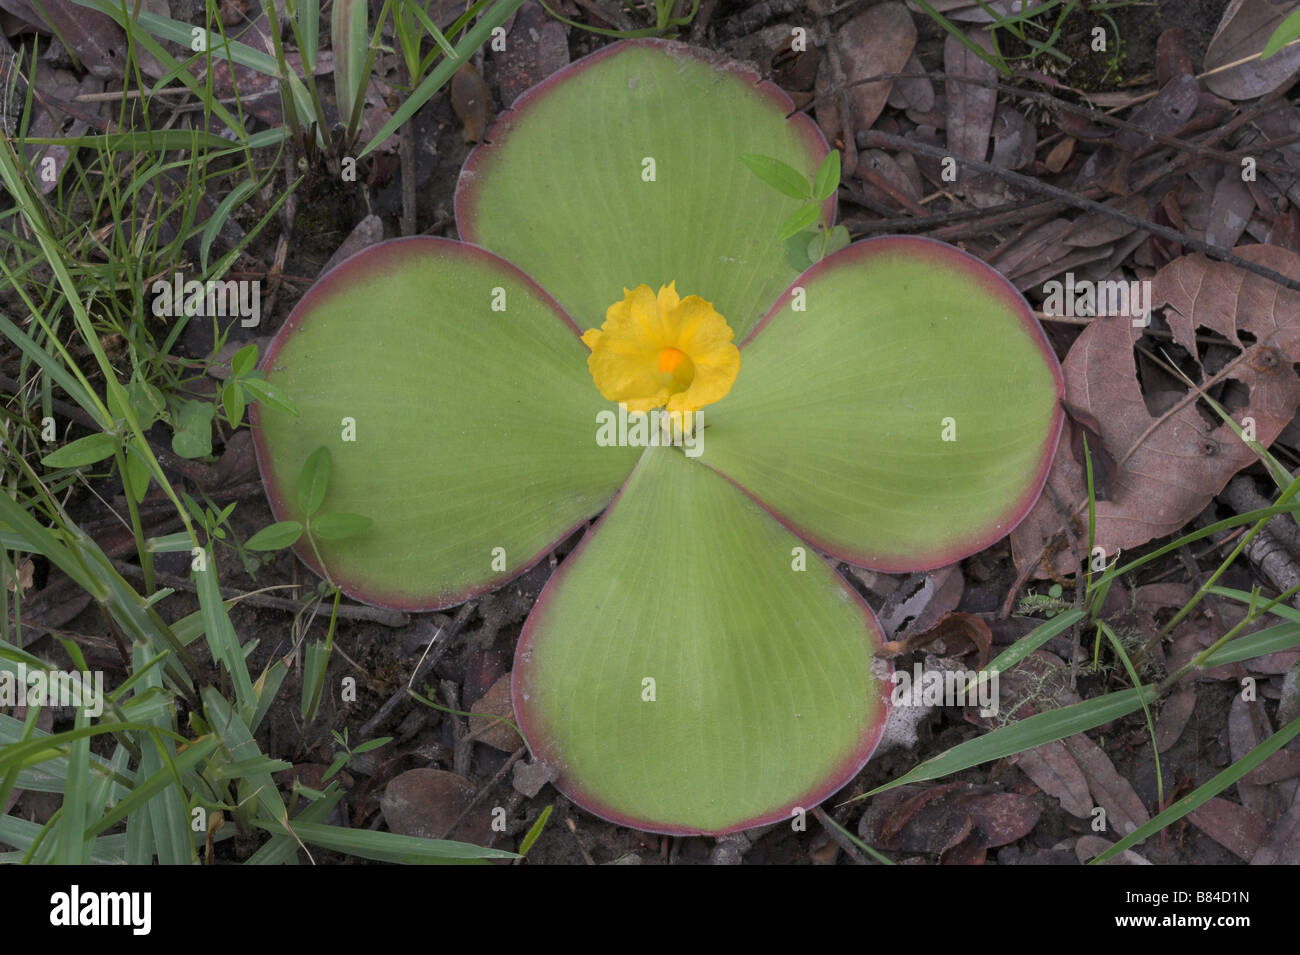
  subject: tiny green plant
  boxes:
[323,728,392,782]
[741,149,850,270]
[245,446,374,574]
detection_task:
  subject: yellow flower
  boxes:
[580,283,741,414]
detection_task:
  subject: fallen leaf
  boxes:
[1250,802,1300,863]
[1188,796,1269,860]
[1075,834,1152,864]
[1012,245,1300,577]
[990,105,1036,170]
[1156,27,1194,86]
[1203,0,1300,101]
[823,2,917,137]
[1012,739,1092,818]
[1064,733,1150,838]
[26,0,124,77]
[380,767,492,843]
[1115,74,1201,156]
[886,51,933,112]
[1229,694,1279,820]
[1154,683,1197,752]
[451,62,490,143]
[468,672,523,751]
[1061,400,1118,501]
[944,29,998,161]
[876,562,963,639]
[1206,171,1258,249]
[961,791,1040,846]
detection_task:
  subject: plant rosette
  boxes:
[251,39,1064,835]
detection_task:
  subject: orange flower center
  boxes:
[658,347,687,374]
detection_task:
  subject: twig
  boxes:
[358,600,475,737]
[439,745,527,841]
[857,129,1300,293]
[112,559,410,626]
[812,806,870,865]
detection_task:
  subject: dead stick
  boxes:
[858,129,1300,294]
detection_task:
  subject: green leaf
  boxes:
[812,149,840,201]
[253,239,639,609]
[122,447,151,504]
[1263,10,1300,58]
[822,223,851,257]
[230,343,259,379]
[221,380,246,428]
[310,512,373,541]
[517,805,552,857]
[458,42,831,340]
[700,236,1063,571]
[250,819,517,864]
[784,230,817,272]
[171,400,215,459]
[331,0,369,133]
[241,376,299,416]
[41,432,117,469]
[245,521,304,551]
[861,686,1156,798]
[200,181,257,273]
[1089,715,1300,864]
[740,153,811,199]
[297,446,331,517]
[776,203,821,241]
[514,447,888,834]
[360,0,525,157]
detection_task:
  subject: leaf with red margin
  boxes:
[250,237,640,610]
[456,39,833,342]
[512,446,890,835]
[700,236,1064,573]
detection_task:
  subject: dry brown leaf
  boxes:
[451,62,490,143]
[1250,802,1300,863]
[1229,694,1279,820]
[1188,796,1269,860]
[1156,27,1194,86]
[1013,740,1092,818]
[1012,245,1300,577]
[468,672,523,751]
[1154,683,1197,753]
[991,105,1036,170]
[26,0,124,77]
[887,51,933,112]
[944,29,997,161]
[1075,834,1152,864]
[380,768,492,844]
[1063,733,1150,838]
[1206,171,1258,249]
[819,2,916,140]
[875,562,963,639]
[962,792,1040,847]
[1203,0,1300,101]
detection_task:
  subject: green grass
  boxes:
[0,1,523,865]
